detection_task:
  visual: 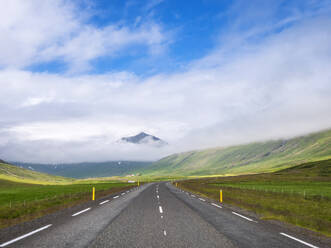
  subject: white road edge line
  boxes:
[0,224,52,247]
[159,206,163,214]
[113,195,119,199]
[280,233,319,248]
[99,200,109,205]
[72,207,91,217]
[199,198,206,202]
[211,203,222,209]
[232,212,256,222]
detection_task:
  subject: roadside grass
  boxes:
[177,159,331,237]
[0,179,134,229]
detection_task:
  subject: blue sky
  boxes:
[25,0,330,76]
[0,0,331,162]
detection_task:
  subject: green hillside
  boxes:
[143,129,331,176]
[0,161,74,184]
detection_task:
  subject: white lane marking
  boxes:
[163,230,167,236]
[199,198,206,202]
[72,207,91,216]
[280,233,319,248]
[157,195,159,199]
[99,200,109,205]
[113,196,119,199]
[121,193,125,195]
[161,215,163,219]
[211,203,222,209]
[191,195,196,197]
[0,224,52,247]
[159,206,163,214]
[232,212,256,222]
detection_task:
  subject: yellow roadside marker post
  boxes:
[138,181,140,187]
[176,182,178,187]
[92,187,95,201]
[220,189,223,203]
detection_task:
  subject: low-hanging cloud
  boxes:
[0,1,331,163]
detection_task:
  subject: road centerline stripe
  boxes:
[211,203,222,209]
[163,230,167,236]
[0,224,52,247]
[72,207,91,217]
[113,196,119,199]
[199,198,206,202]
[159,206,163,214]
[232,212,256,222]
[99,200,109,205]
[280,233,319,248]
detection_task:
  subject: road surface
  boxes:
[0,182,329,248]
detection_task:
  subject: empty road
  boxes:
[0,183,329,248]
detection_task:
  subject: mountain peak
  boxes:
[119,132,167,147]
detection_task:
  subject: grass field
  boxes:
[0,179,134,228]
[177,159,331,237]
[0,161,136,228]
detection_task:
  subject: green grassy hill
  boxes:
[143,129,331,176]
[0,161,74,184]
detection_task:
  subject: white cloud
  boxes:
[0,1,330,163]
[0,0,167,72]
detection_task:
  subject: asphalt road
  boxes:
[0,182,330,248]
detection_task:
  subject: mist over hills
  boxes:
[11,161,152,179]
[142,129,331,176]
[6,129,331,179]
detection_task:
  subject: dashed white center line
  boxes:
[157,195,159,199]
[159,206,163,214]
[0,224,52,247]
[280,233,319,248]
[113,196,119,199]
[163,230,167,236]
[232,211,256,222]
[121,193,125,195]
[211,203,222,209]
[199,198,206,202]
[72,207,91,217]
[191,195,196,197]
[99,200,109,205]
[126,191,129,193]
